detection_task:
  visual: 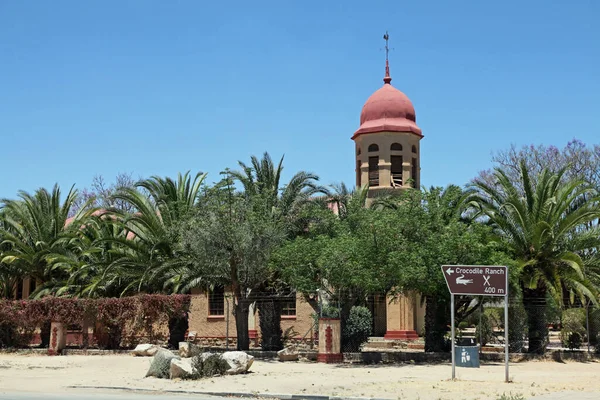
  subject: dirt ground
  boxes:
[0,354,599,400]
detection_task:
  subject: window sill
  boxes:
[207,315,225,320]
[281,315,297,320]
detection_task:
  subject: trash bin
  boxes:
[455,337,480,368]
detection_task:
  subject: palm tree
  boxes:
[469,160,600,353]
[230,152,323,231]
[0,184,90,345]
[102,171,207,295]
[327,183,369,220]
[0,185,90,289]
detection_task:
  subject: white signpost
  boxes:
[442,265,509,383]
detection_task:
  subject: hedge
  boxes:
[0,294,191,349]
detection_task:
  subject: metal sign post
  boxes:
[442,265,509,382]
[451,293,455,379]
[504,270,509,383]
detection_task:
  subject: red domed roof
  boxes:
[352,64,422,139]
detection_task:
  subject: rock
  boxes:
[221,351,254,375]
[170,358,194,379]
[132,343,159,357]
[277,346,299,362]
[178,341,200,358]
[146,348,180,378]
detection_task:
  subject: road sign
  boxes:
[441,265,507,296]
[442,265,510,383]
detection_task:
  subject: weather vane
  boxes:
[383,31,392,83]
[383,31,390,62]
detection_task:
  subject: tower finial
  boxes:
[383,31,391,84]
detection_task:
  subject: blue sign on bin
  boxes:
[455,345,480,368]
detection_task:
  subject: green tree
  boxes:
[384,186,509,352]
[178,175,286,350]
[469,161,600,353]
[0,184,91,345]
[98,171,207,295]
[230,153,323,349]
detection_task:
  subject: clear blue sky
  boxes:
[1,0,598,199]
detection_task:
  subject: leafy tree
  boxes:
[230,153,323,349]
[178,175,286,350]
[469,160,600,353]
[384,186,509,352]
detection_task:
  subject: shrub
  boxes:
[475,313,494,347]
[0,294,191,349]
[458,321,469,330]
[565,331,583,351]
[560,308,586,350]
[508,303,527,353]
[189,353,230,379]
[496,393,525,400]
[342,306,372,352]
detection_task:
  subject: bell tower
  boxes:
[352,32,423,196]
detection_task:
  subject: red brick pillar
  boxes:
[48,322,67,355]
[317,318,343,363]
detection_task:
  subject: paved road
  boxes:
[0,392,221,400]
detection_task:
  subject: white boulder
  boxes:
[277,346,299,362]
[132,343,159,357]
[221,351,254,375]
[170,358,194,379]
[178,341,201,358]
[145,349,180,378]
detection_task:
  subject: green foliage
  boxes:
[508,302,528,353]
[189,353,230,379]
[560,308,586,349]
[496,393,525,400]
[469,160,600,353]
[475,313,494,347]
[342,306,372,352]
[458,321,469,330]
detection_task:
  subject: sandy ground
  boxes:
[1,354,599,400]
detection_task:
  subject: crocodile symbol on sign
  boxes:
[455,275,473,285]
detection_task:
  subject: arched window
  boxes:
[368,144,379,152]
[412,145,417,154]
[391,143,403,151]
[356,147,361,156]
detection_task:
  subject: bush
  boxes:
[560,309,586,350]
[565,332,583,351]
[342,306,372,352]
[508,303,527,353]
[0,295,191,349]
[189,353,230,379]
[458,321,469,330]
[475,313,494,347]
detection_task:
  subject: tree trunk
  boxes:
[424,296,448,352]
[522,287,548,354]
[257,299,283,351]
[234,300,250,350]
[167,314,189,349]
